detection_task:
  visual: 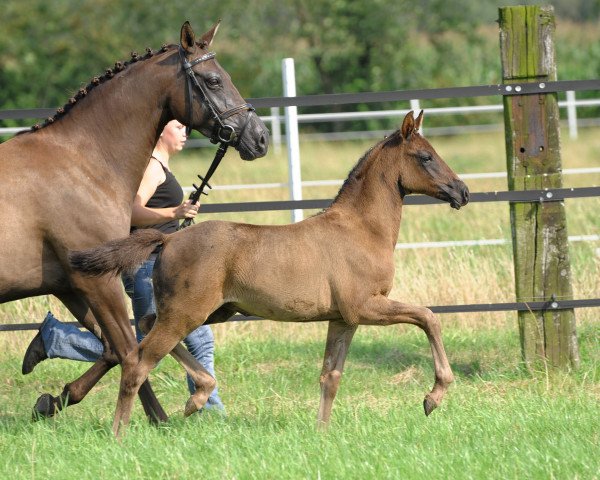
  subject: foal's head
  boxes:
[169,22,269,160]
[387,111,469,209]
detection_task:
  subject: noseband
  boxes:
[179,46,254,145]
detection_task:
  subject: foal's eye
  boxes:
[418,152,433,162]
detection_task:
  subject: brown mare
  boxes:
[69,111,469,436]
[0,22,268,420]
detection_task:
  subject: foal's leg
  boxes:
[139,314,215,416]
[113,320,184,437]
[138,304,235,416]
[356,296,454,415]
[32,291,119,418]
[317,320,357,429]
[171,344,217,416]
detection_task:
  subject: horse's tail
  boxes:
[68,229,168,277]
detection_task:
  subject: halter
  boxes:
[179,46,254,144]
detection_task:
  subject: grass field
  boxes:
[0,125,598,479]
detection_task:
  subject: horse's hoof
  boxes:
[423,396,438,416]
[32,393,59,420]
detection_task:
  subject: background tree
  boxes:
[1,0,599,131]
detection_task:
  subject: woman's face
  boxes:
[160,120,188,154]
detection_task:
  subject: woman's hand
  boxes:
[174,200,200,219]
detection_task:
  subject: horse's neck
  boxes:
[330,151,403,248]
[48,59,170,198]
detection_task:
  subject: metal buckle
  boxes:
[217,125,236,144]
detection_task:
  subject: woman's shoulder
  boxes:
[143,157,168,185]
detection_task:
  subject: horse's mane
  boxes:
[18,44,178,135]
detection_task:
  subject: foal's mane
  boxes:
[329,130,402,206]
[19,43,179,135]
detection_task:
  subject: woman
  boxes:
[22,120,224,411]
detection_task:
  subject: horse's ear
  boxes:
[401,111,415,140]
[414,110,424,133]
[180,21,196,53]
[199,20,221,47]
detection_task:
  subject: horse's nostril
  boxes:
[259,131,269,148]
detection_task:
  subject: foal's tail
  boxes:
[69,229,168,277]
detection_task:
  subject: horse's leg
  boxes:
[32,291,119,418]
[71,274,168,424]
[317,319,357,429]
[356,296,454,416]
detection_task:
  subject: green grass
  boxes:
[0,323,598,479]
[0,126,599,478]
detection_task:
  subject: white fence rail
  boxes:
[183,167,600,194]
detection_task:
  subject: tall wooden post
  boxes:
[499,5,579,370]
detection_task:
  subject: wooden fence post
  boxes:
[499,5,579,370]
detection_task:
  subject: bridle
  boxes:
[177,45,255,229]
[179,45,254,144]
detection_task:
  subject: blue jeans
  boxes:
[41,255,223,411]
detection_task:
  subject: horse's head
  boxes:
[171,22,269,160]
[391,111,469,210]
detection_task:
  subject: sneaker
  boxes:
[22,316,50,375]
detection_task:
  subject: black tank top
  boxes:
[133,158,184,235]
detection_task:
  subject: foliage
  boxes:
[1,0,600,121]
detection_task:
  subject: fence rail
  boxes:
[184,166,600,194]
[3,298,600,332]
[2,79,600,141]
[193,186,600,214]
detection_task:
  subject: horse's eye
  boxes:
[206,76,221,88]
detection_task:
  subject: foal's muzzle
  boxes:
[439,180,470,210]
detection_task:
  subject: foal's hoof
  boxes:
[423,395,438,416]
[32,393,60,420]
[184,397,201,417]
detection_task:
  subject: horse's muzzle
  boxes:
[237,114,270,160]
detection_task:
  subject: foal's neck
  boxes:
[329,146,404,249]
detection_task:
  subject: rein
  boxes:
[178,45,253,230]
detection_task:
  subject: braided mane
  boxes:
[21,44,177,134]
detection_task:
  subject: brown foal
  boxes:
[69,111,469,436]
[0,21,268,421]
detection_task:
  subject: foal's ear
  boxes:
[401,111,416,140]
[414,110,424,133]
[180,21,196,53]
[199,20,221,47]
